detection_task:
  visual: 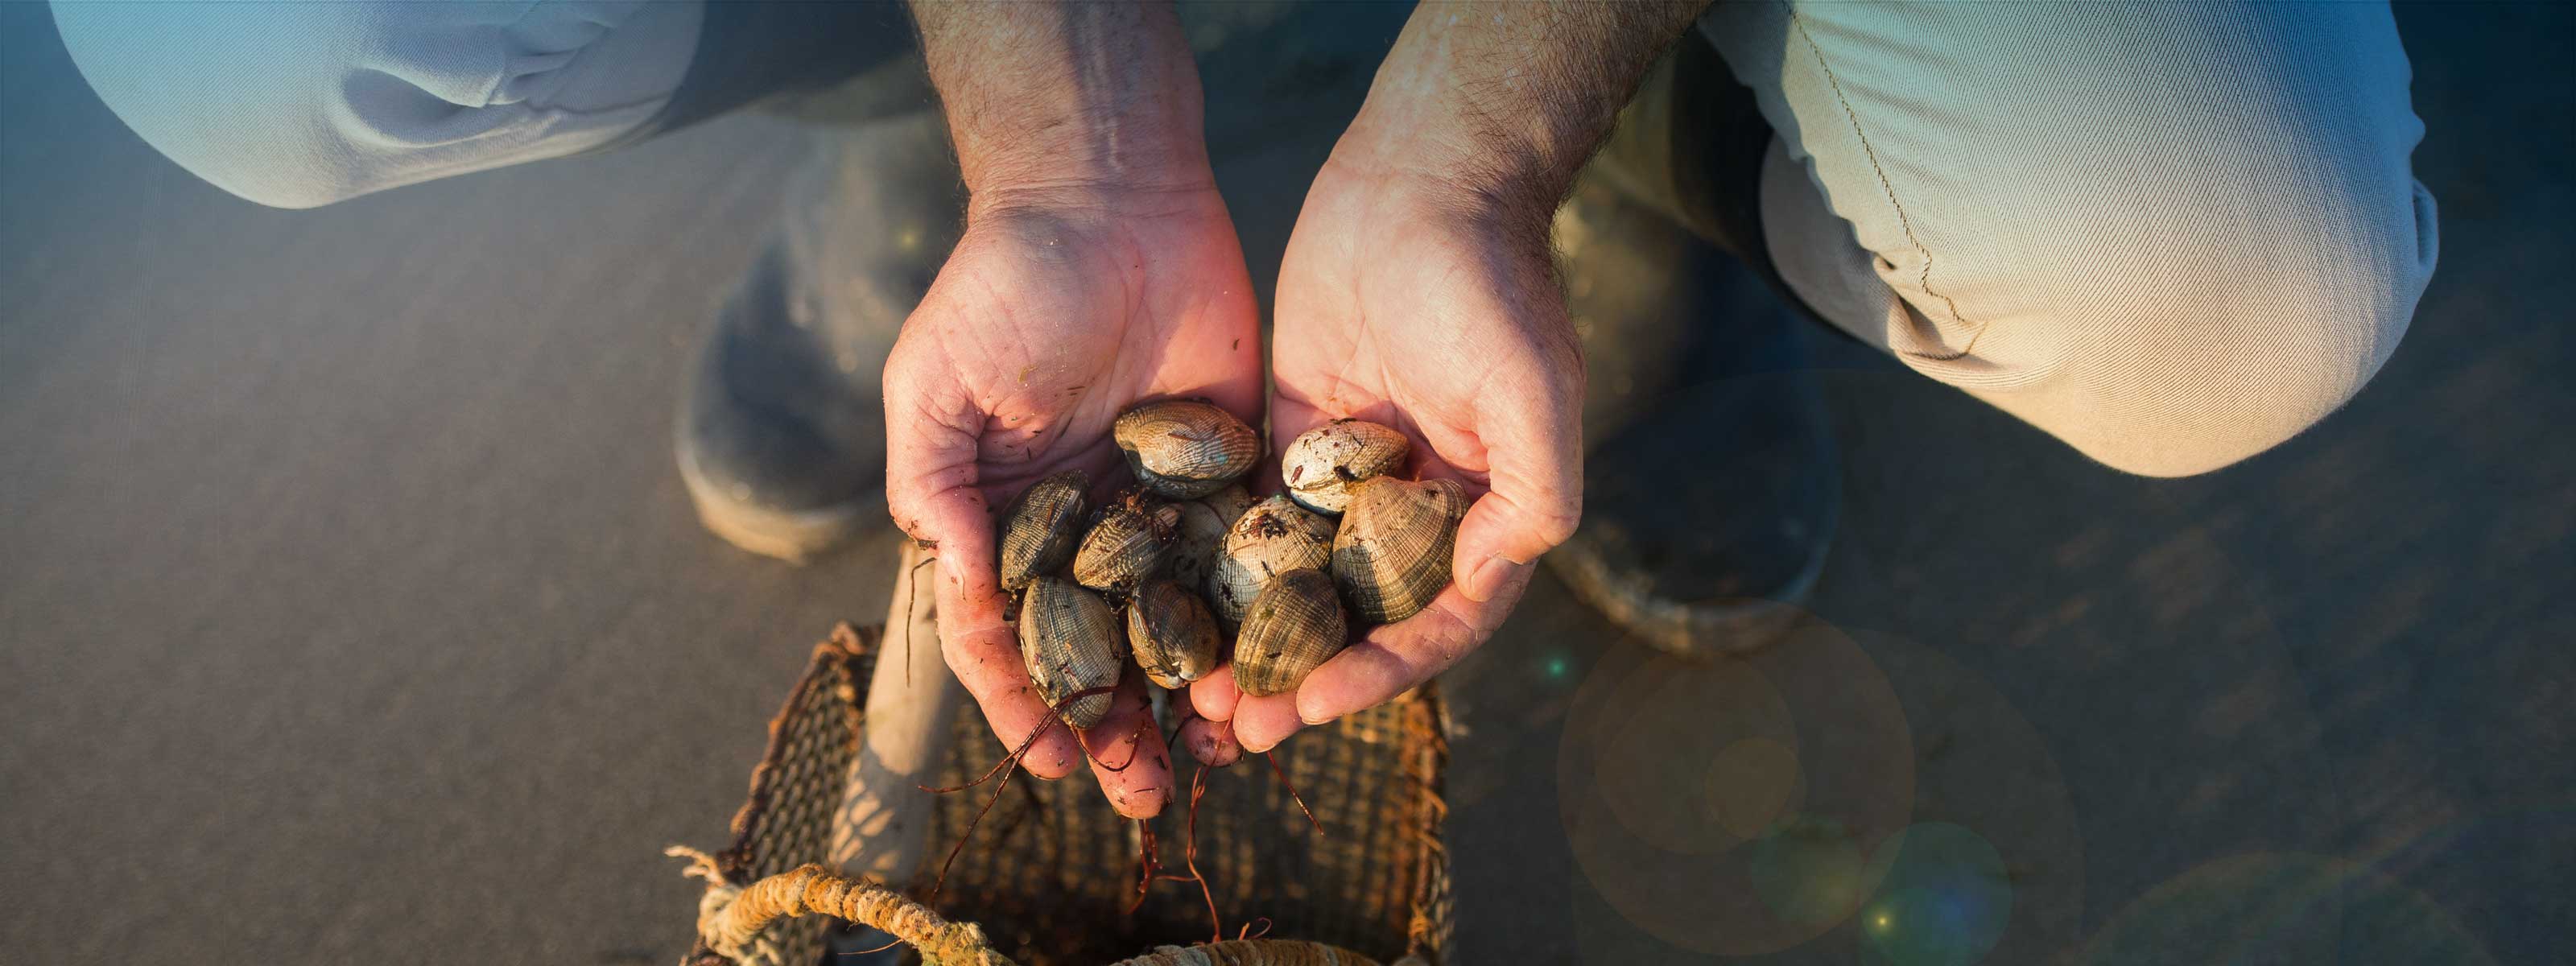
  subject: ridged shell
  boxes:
[1071,496,1181,592]
[1113,400,1261,499]
[1331,477,1470,625]
[1125,579,1221,690]
[1208,495,1336,629]
[1018,577,1124,727]
[1232,569,1348,697]
[1199,484,1261,535]
[1169,484,1256,593]
[996,470,1088,591]
[1282,419,1410,514]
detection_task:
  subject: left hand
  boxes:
[1186,153,1586,756]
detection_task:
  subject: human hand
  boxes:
[1183,157,1584,758]
[885,183,1261,818]
[1179,1,1708,759]
[889,0,1261,818]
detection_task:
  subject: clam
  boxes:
[1281,419,1410,515]
[1330,477,1470,625]
[1208,495,1336,629]
[1125,578,1221,690]
[1113,400,1261,499]
[1169,484,1256,593]
[996,469,1088,591]
[1232,568,1348,697]
[1197,483,1261,535]
[1018,577,1124,728]
[1071,493,1181,593]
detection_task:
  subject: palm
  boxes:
[900,199,1260,508]
[886,188,1261,817]
[1271,188,1559,489]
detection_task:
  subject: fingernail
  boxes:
[1297,695,1337,727]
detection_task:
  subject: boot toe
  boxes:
[675,250,888,562]
[1550,372,1839,657]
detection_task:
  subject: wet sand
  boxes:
[3,4,2568,963]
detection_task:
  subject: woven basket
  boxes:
[674,548,1453,966]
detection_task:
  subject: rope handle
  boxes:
[669,848,1014,965]
[1108,941,1422,965]
[671,848,1427,966]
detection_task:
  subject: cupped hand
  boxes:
[886,184,1261,817]
[1186,157,1586,756]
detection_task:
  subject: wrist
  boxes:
[956,106,1215,206]
[1332,103,1563,228]
[1326,72,1596,243]
[962,164,1223,238]
[1331,1,1706,217]
[911,0,1216,204]
[1315,122,1561,253]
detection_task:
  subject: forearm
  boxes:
[907,0,1212,201]
[1345,0,1709,213]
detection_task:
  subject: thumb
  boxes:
[1452,487,1580,603]
[1449,379,1583,602]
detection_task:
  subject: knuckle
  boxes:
[1432,635,1475,671]
[1532,505,1583,547]
[1495,495,1579,549]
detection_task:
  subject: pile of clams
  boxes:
[996,402,1468,727]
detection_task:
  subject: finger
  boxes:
[1452,398,1583,603]
[1077,673,1175,818]
[1229,691,1307,755]
[1188,664,1244,723]
[1264,390,1335,459]
[886,366,1085,778]
[910,485,1084,778]
[1289,567,1534,728]
[1172,700,1243,767]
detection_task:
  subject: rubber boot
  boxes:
[677,111,963,560]
[1545,38,1842,658]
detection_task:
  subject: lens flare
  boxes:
[1558,609,1914,955]
[1858,824,2014,966]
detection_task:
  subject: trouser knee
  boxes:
[52,1,704,208]
[1967,181,2438,477]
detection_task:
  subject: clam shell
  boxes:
[1282,419,1411,514]
[1198,484,1261,531]
[1232,568,1348,697]
[1072,496,1181,592]
[1125,579,1221,690]
[1169,484,1256,593]
[1331,477,1470,625]
[1018,577,1124,727]
[1208,495,1336,629]
[997,470,1088,591]
[1113,400,1261,499]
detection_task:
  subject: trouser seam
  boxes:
[1786,2,1980,361]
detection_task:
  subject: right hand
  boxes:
[1183,156,1586,759]
[883,182,1261,819]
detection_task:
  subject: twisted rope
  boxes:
[671,848,1013,965]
